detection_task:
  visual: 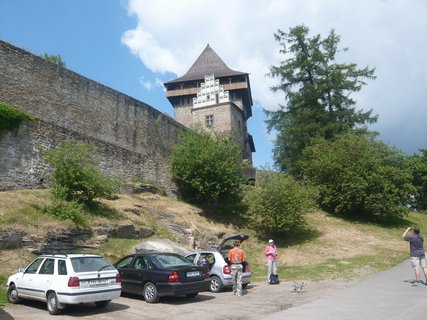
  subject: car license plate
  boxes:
[89,279,109,287]
[186,271,200,278]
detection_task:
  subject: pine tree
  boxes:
[266,25,377,176]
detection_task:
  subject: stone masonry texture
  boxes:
[0,40,186,194]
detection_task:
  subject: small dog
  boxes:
[290,281,306,292]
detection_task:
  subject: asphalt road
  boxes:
[1,259,425,320]
[263,259,427,320]
[0,279,348,320]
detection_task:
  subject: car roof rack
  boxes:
[40,253,68,257]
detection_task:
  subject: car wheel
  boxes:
[242,283,248,289]
[47,292,61,315]
[210,275,224,293]
[143,282,160,303]
[186,292,198,298]
[95,300,110,308]
[7,284,21,304]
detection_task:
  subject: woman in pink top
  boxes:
[264,239,278,284]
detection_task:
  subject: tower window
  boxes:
[205,115,214,127]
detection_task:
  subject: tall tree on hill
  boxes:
[266,25,377,177]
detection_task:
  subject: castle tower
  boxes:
[164,45,255,163]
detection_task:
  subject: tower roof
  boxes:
[164,44,248,84]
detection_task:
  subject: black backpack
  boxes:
[269,274,280,284]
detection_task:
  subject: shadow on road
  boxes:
[402,279,427,285]
[0,307,14,320]
[121,292,216,305]
[5,299,129,317]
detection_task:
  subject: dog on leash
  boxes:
[290,281,306,292]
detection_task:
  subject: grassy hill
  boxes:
[1,189,426,303]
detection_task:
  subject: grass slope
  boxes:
[1,189,426,303]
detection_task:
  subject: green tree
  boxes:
[300,133,414,221]
[266,25,377,176]
[242,171,316,236]
[41,53,66,67]
[44,140,117,205]
[170,127,244,204]
[406,149,427,211]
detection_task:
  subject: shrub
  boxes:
[44,140,117,205]
[44,200,88,225]
[243,171,316,236]
[43,200,88,226]
[170,127,245,204]
[301,133,414,221]
[41,53,66,67]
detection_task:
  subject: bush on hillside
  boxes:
[44,140,117,205]
[242,171,316,236]
[300,133,414,221]
[43,200,88,226]
[170,127,245,205]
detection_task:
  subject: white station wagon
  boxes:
[6,254,121,315]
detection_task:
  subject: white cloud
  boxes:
[139,76,164,92]
[139,77,153,91]
[122,28,181,74]
[122,0,427,155]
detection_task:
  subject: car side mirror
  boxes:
[19,267,26,273]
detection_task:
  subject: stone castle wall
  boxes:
[0,40,185,194]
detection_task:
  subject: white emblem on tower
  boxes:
[193,74,230,108]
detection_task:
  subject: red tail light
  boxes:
[223,265,231,275]
[68,276,80,287]
[116,273,121,283]
[167,271,180,283]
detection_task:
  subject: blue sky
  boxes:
[1,0,426,168]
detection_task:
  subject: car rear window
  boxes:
[153,254,194,268]
[71,257,115,273]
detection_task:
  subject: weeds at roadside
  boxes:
[0,273,7,305]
